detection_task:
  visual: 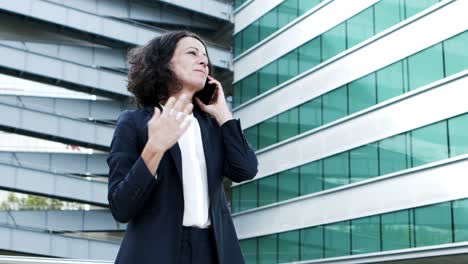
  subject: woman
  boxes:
[107,31,258,264]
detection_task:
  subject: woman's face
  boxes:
[170,37,209,94]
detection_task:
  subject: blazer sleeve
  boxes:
[106,111,158,223]
[221,118,259,183]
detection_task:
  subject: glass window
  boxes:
[233,82,242,108]
[381,210,411,251]
[324,221,350,258]
[321,23,346,61]
[407,44,444,91]
[278,49,299,84]
[234,33,243,57]
[278,230,299,263]
[404,0,439,19]
[322,86,347,124]
[300,226,323,260]
[259,61,278,94]
[278,108,299,142]
[453,199,468,242]
[242,22,260,53]
[241,73,259,104]
[231,186,240,213]
[298,0,321,16]
[258,234,277,264]
[244,126,259,151]
[240,238,257,264]
[258,116,278,149]
[448,113,468,157]
[259,9,278,40]
[299,97,322,134]
[351,216,381,254]
[376,61,405,103]
[346,6,374,48]
[300,160,323,195]
[258,174,277,207]
[278,0,298,29]
[323,152,349,190]
[379,134,409,175]
[444,31,468,76]
[348,73,377,114]
[299,37,321,74]
[411,121,449,167]
[350,143,378,183]
[374,0,403,34]
[240,181,257,211]
[278,168,299,201]
[414,202,452,247]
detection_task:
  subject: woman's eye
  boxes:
[188,51,196,55]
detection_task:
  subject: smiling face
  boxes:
[169,37,209,95]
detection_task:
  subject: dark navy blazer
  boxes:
[107,106,258,264]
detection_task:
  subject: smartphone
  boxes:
[195,79,217,105]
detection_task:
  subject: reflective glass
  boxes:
[323,152,349,190]
[351,216,381,254]
[324,221,350,258]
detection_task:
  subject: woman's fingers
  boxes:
[182,102,194,116]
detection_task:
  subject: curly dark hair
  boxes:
[127,31,214,108]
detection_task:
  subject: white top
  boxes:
[155,106,211,228]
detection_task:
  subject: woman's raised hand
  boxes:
[147,95,193,152]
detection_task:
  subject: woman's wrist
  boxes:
[215,109,233,126]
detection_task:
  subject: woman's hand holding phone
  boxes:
[194,76,233,126]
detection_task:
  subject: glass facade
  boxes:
[232,112,468,213]
[240,198,468,263]
[234,0,323,57]
[242,30,468,152]
[233,0,443,108]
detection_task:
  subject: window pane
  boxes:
[278,49,299,84]
[453,199,468,242]
[278,108,299,142]
[411,121,448,167]
[405,0,439,19]
[298,0,321,16]
[241,73,258,103]
[234,33,243,57]
[258,174,277,207]
[300,160,323,195]
[259,61,278,94]
[444,31,468,76]
[324,152,349,190]
[351,216,381,255]
[299,97,322,133]
[244,126,259,151]
[323,86,347,124]
[231,186,240,213]
[381,210,411,251]
[324,221,350,258]
[350,143,378,183]
[278,168,299,201]
[300,226,323,261]
[322,23,346,61]
[240,238,258,264]
[258,116,278,149]
[278,230,299,263]
[374,0,403,34]
[277,0,298,29]
[347,6,374,48]
[376,61,405,103]
[379,134,409,175]
[240,181,257,211]
[407,44,444,91]
[299,37,321,73]
[243,22,260,52]
[259,9,278,40]
[414,202,452,247]
[233,82,242,108]
[448,113,468,157]
[258,234,277,264]
[348,73,377,114]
